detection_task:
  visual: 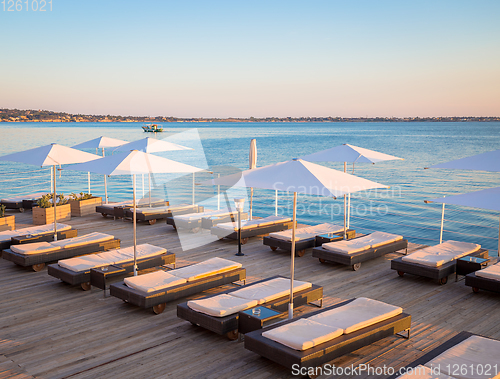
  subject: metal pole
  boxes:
[217,174,220,210]
[142,174,145,197]
[88,172,91,194]
[133,174,137,276]
[103,148,108,204]
[236,208,244,256]
[50,166,54,193]
[148,173,152,207]
[192,173,195,205]
[497,215,499,257]
[439,203,445,244]
[343,194,347,240]
[53,165,57,241]
[288,192,297,320]
[347,195,351,229]
[250,188,254,220]
[275,190,278,216]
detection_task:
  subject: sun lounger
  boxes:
[263,223,356,257]
[312,232,408,270]
[123,204,204,225]
[387,331,500,379]
[47,244,175,291]
[211,216,293,244]
[177,276,323,340]
[391,240,488,285]
[0,223,77,251]
[2,232,120,271]
[166,208,249,231]
[96,198,166,219]
[244,297,411,372]
[0,192,47,212]
[465,261,500,294]
[110,257,246,314]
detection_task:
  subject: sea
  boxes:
[0,121,499,253]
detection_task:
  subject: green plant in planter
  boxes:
[70,192,93,201]
[0,204,5,218]
[37,193,68,208]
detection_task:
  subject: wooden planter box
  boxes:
[32,204,71,225]
[69,197,102,217]
[0,215,15,231]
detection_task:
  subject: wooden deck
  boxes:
[1,209,499,379]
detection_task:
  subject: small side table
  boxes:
[90,264,126,291]
[315,233,344,246]
[456,256,489,281]
[238,306,283,335]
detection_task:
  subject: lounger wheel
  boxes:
[191,227,201,233]
[295,249,305,257]
[472,287,480,293]
[241,238,248,245]
[270,246,278,251]
[148,219,157,225]
[32,263,45,272]
[171,224,177,230]
[19,207,25,213]
[351,263,361,271]
[81,282,91,291]
[153,303,166,315]
[101,213,108,218]
[439,276,448,285]
[397,271,405,277]
[318,258,326,264]
[226,330,239,341]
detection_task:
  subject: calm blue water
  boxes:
[0,122,499,253]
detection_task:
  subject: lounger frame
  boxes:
[263,229,356,256]
[2,238,121,269]
[312,238,408,270]
[110,267,246,311]
[123,205,204,224]
[465,271,500,294]
[391,248,488,284]
[386,331,478,379]
[177,275,323,338]
[96,200,167,219]
[244,298,411,372]
[47,252,175,289]
[211,220,294,241]
[0,228,77,251]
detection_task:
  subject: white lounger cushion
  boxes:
[475,262,500,281]
[269,223,344,242]
[187,294,258,317]
[262,319,343,351]
[307,297,402,334]
[215,216,291,232]
[402,240,480,268]
[51,232,113,248]
[322,231,403,254]
[10,241,61,255]
[425,335,500,379]
[58,244,165,272]
[0,192,47,202]
[174,209,231,222]
[170,257,242,281]
[99,201,133,209]
[395,365,455,378]
[0,223,72,243]
[136,204,194,215]
[230,277,312,305]
[124,270,187,293]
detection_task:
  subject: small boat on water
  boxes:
[142,124,164,132]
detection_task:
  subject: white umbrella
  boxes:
[66,150,203,275]
[208,158,388,319]
[0,144,100,240]
[72,136,129,203]
[249,139,257,220]
[302,143,403,229]
[114,137,193,206]
[425,186,500,254]
[429,149,500,172]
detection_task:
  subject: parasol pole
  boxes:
[217,174,220,210]
[192,173,195,205]
[133,174,137,276]
[439,203,445,244]
[275,190,278,216]
[103,148,108,204]
[250,188,254,220]
[498,215,499,257]
[53,164,58,241]
[88,172,91,194]
[142,174,145,197]
[343,194,347,240]
[289,191,297,320]
[148,173,152,207]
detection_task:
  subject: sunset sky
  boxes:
[1,0,499,118]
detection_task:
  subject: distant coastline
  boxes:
[1,108,499,123]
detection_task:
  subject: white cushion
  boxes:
[98,201,133,210]
[170,257,242,282]
[10,242,61,255]
[136,204,194,215]
[0,192,47,202]
[262,319,343,351]
[402,240,480,267]
[307,297,402,334]
[51,232,113,249]
[124,270,187,293]
[0,223,72,243]
[214,216,291,231]
[425,335,500,379]
[269,223,344,242]
[395,365,456,378]
[230,277,312,305]
[187,294,258,317]
[322,231,403,254]
[58,254,110,272]
[174,209,228,222]
[475,262,500,281]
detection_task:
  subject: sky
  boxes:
[0,0,499,118]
